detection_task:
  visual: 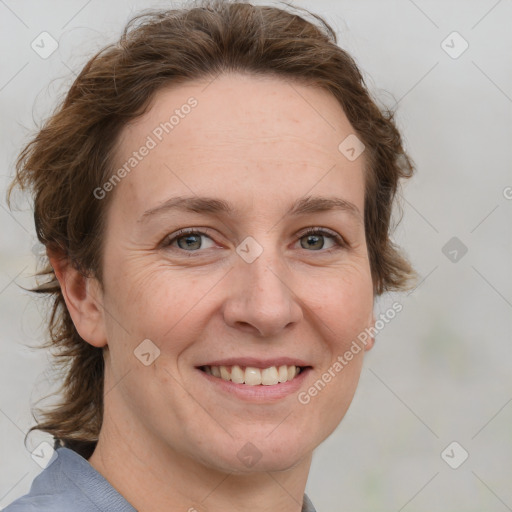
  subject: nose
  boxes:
[222,251,303,338]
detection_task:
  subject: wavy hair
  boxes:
[6,0,416,460]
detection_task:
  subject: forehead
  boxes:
[109,72,366,220]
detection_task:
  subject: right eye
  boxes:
[160,228,217,253]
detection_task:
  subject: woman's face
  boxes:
[96,72,375,473]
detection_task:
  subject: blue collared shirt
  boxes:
[3,447,317,511]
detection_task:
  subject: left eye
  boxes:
[298,228,345,251]
[161,228,345,253]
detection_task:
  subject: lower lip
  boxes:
[196,367,312,402]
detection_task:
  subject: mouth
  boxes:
[198,364,310,386]
[195,359,313,402]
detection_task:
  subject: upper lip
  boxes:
[197,357,311,369]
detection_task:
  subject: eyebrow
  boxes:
[138,195,363,224]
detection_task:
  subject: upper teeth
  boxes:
[204,365,300,385]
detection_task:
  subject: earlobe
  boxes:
[48,250,108,348]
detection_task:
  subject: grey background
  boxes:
[1,0,511,510]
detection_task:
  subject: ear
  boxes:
[364,313,376,352]
[48,249,108,348]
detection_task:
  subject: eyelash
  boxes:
[160,227,347,255]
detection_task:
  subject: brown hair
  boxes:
[7,0,416,460]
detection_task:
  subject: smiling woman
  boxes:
[4,0,416,511]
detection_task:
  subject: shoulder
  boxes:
[3,447,69,512]
[2,493,72,512]
[3,447,133,512]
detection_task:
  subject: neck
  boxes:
[88,406,312,512]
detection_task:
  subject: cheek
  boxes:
[305,264,374,345]
[105,259,217,348]
[311,268,372,419]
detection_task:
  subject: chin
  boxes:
[200,431,314,475]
